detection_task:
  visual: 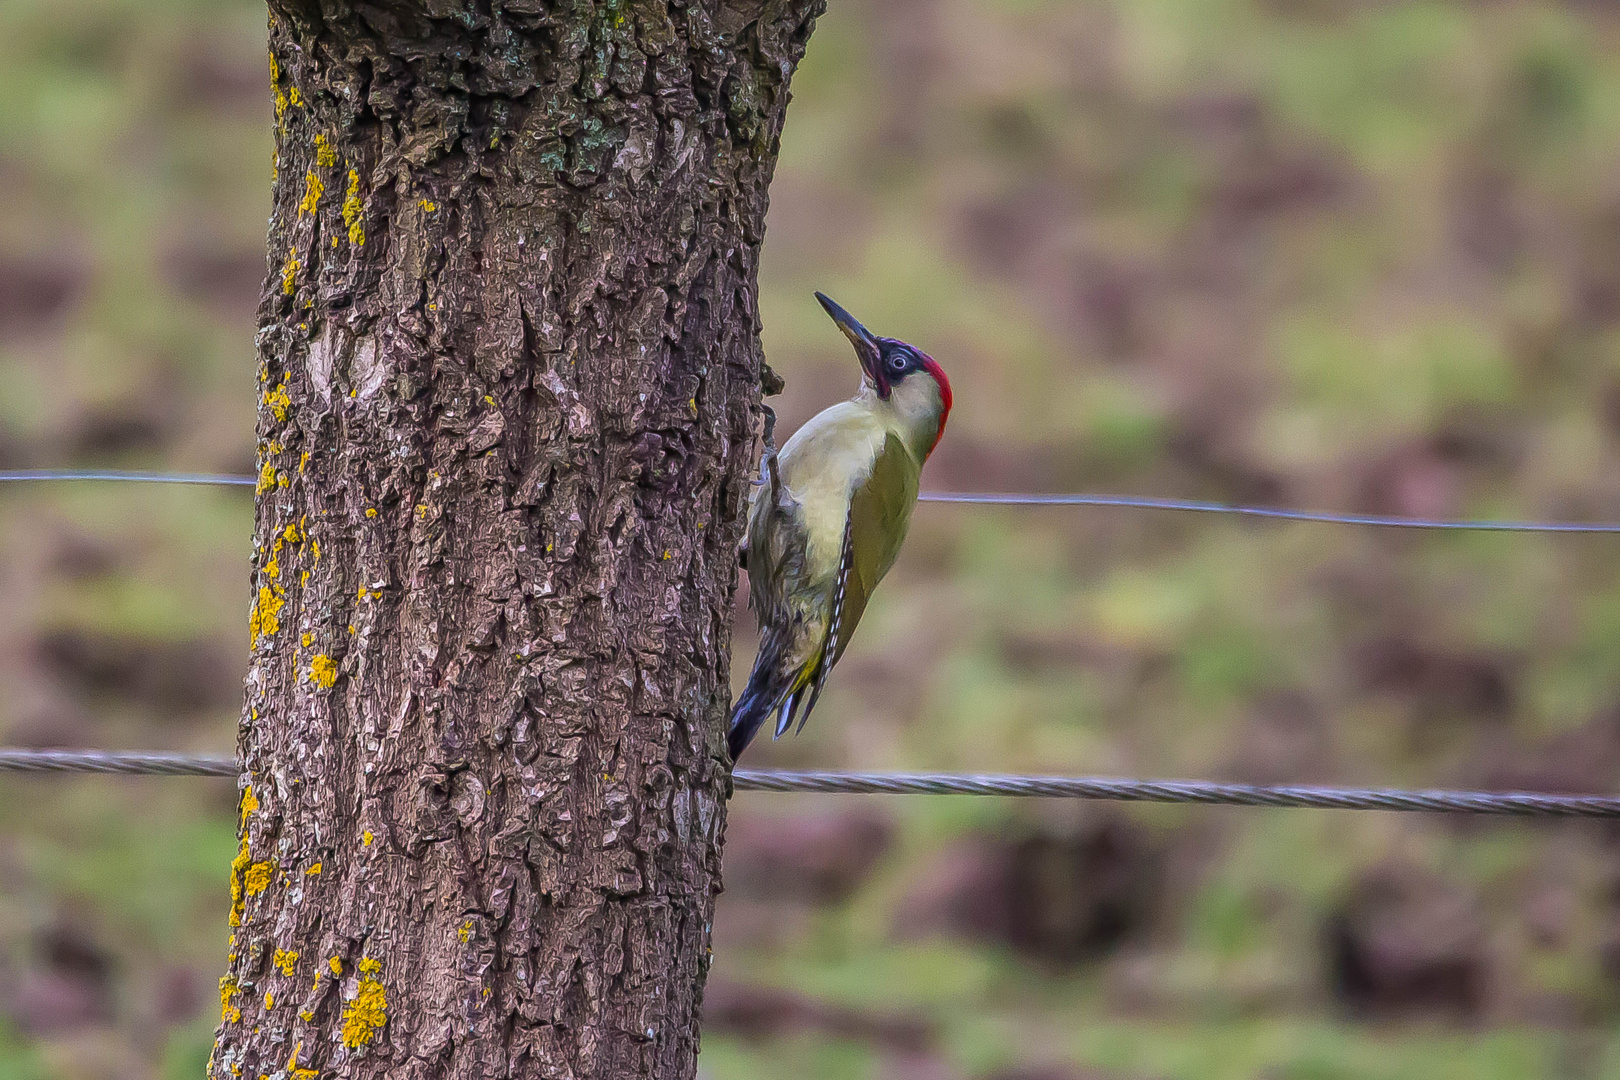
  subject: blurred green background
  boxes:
[4,0,1620,1074]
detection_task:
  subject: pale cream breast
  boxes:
[776,401,888,586]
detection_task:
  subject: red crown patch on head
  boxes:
[918,355,951,455]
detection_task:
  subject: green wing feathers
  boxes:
[831,432,920,666]
[730,428,922,758]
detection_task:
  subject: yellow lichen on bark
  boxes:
[298,171,323,217]
[340,958,387,1048]
[270,51,288,120]
[229,843,251,926]
[219,977,242,1023]
[264,382,292,422]
[272,949,299,976]
[314,134,336,168]
[343,170,365,245]
[228,785,259,926]
[281,250,298,295]
[249,586,285,646]
[244,860,277,896]
[308,654,338,690]
[287,1040,318,1080]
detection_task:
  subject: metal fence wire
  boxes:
[8,468,1620,532]
[3,469,1620,815]
[2,750,1619,818]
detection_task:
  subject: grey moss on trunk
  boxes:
[211,0,821,1073]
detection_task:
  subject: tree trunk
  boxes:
[211,0,819,1073]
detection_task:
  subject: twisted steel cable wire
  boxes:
[2,750,1617,817]
[0,470,256,487]
[0,749,237,776]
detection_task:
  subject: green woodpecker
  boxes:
[729,293,951,761]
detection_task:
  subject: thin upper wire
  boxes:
[915,492,1620,532]
[0,470,255,486]
[4,469,1619,533]
[2,749,1617,817]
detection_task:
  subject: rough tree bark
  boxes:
[210,0,820,1073]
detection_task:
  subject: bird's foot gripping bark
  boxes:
[761,405,784,511]
[740,405,785,569]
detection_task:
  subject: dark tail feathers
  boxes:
[729,633,803,762]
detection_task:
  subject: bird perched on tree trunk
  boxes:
[729,293,952,761]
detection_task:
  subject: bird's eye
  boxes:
[886,353,908,375]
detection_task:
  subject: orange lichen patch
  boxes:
[249,586,284,646]
[298,171,323,218]
[244,860,276,896]
[265,382,292,422]
[309,654,338,690]
[273,949,299,976]
[220,977,242,1023]
[314,134,336,168]
[340,958,387,1049]
[343,170,365,246]
[282,250,299,295]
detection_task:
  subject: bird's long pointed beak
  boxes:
[815,291,886,393]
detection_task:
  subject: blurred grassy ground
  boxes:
[3,0,1620,1074]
